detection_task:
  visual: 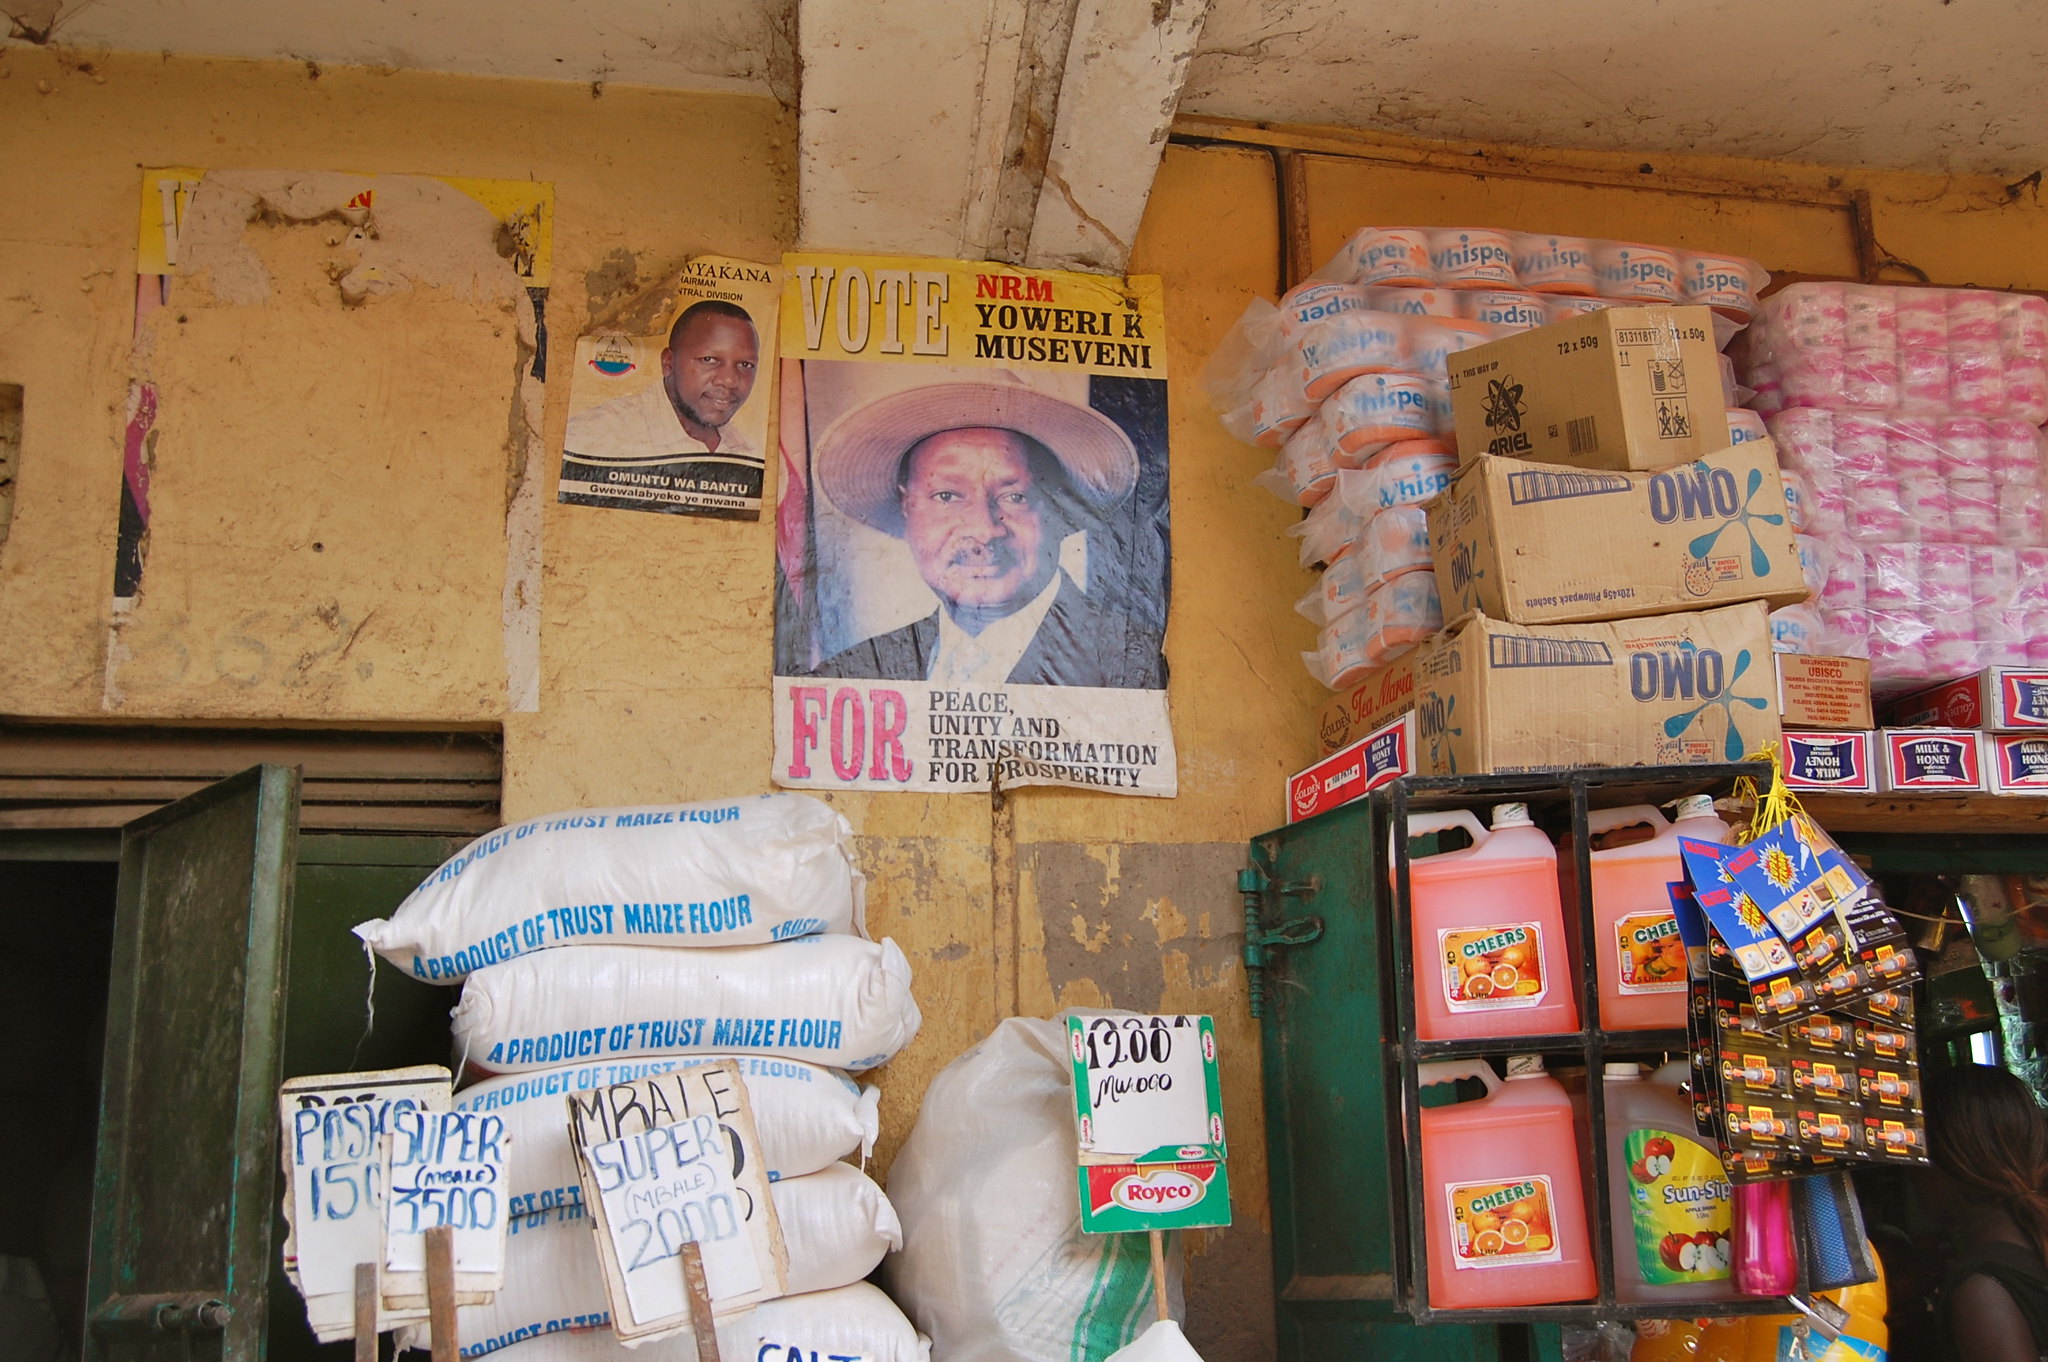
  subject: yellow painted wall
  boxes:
[6,45,2048,1359]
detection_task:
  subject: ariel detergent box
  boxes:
[1412,601,1780,775]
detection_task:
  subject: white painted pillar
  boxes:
[798,0,1211,274]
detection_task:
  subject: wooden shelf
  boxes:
[1802,792,2048,833]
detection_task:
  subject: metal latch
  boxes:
[1239,866,1323,1019]
[92,1293,233,1332]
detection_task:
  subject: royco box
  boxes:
[1429,443,1803,625]
[1777,655,1875,730]
[1316,651,1418,755]
[1446,305,1731,470]
[1411,602,1779,776]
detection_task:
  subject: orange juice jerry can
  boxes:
[1403,803,1579,1041]
[1564,795,1732,1032]
[1419,1056,1597,1308]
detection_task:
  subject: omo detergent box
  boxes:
[1429,443,1804,626]
[1446,305,1731,471]
[1412,602,1779,775]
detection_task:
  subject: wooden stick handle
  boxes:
[1149,1229,1169,1323]
[680,1240,721,1362]
[427,1225,459,1362]
[354,1262,378,1362]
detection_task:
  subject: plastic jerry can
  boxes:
[1605,1060,1737,1305]
[1403,803,1579,1041]
[1419,1056,1596,1308]
[1565,795,1732,1032]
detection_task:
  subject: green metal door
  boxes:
[85,765,301,1362]
[1247,797,1505,1360]
[265,833,464,1362]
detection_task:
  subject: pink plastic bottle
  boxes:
[1565,796,1733,1032]
[1403,803,1579,1041]
[1420,1056,1598,1308]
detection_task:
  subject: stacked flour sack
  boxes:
[354,792,926,1362]
[1207,226,1764,691]
[1736,283,2048,685]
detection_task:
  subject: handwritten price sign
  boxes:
[380,1109,509,1308]
[1067,1014,1230,1234]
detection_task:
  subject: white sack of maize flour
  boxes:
[356,793,866,982]
[883,1015,1182,1362]
[438,1162,902,1357]
[457,1054,879,1186]
[436,1282,928,1362]
[451,937,920,1076]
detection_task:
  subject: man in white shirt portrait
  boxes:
[563,299,760,465]
[804,376,1166,689]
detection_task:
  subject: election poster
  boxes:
[560,255,781,520]
[772,253,1176,797]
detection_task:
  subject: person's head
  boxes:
[661,300,758,441]
[1928,1063,2048,1254]
[895,426,1080,621]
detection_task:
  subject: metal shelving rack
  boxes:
[1378,763,1802,1325]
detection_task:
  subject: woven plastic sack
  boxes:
[458,1054,878,1187]
[430,1162,901,1357]
[356,793,865,982]
[883,1015,1181,1362]
[448,1283,928,1361]
[451,937,921,1076]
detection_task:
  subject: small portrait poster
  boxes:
[772,252,1175,797]
[560,255,780,520]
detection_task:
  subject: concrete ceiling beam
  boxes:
[797,0,1211,273]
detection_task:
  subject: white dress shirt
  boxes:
[563,383,756,464]
[928,570,1067,685]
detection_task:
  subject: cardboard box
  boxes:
[1446,305,1731,471]
[1411,602,1780,776]
[1987,734,2048,795]
[1430,444,1804,626]
[1878,729,1986,792]
[1286,713,1416,823]
[1781,731,1878,793]
[1880,668,2048,732]
[1315,651,1418,755]
[1777,655,1875,731]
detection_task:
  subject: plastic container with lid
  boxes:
[1562,795,1733,1032]
[1401,803,1580,1042]
[1605,1060,1737,1305]
[1419,1055,1597,1309]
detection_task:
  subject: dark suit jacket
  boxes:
[808,575,1166,689]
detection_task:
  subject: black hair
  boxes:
[1928,1063,2048,1259]
[667,299,755,351]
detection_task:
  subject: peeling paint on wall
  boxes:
[103,168,553,714]
[1024,840,1244,1009]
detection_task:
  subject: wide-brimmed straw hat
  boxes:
[814,373,1139,536]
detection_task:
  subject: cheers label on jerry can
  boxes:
[1781,731,1877,793]
[1880,729,1986,792]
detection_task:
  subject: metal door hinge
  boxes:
[1239,866,1323,1019]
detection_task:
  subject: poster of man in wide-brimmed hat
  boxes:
[773,253,1175,797]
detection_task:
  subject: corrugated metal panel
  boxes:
[0,725,501,834]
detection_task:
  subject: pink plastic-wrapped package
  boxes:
[1323,374,1454,452]
[1287,492,1364,570]
[1741,283,2048,422]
